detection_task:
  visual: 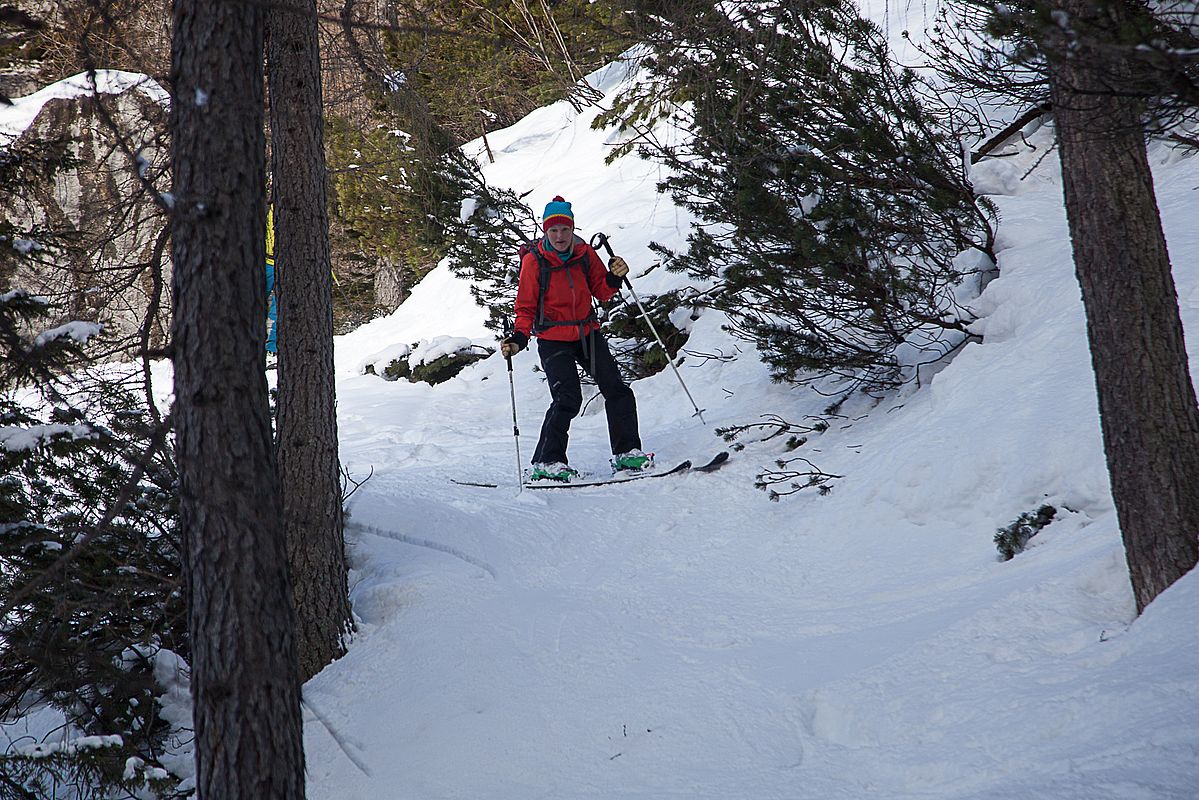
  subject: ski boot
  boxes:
[529,462,580,483]
[611,449,654,473]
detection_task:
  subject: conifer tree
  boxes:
[0,106,185,798]
[604,0,995,389]
[269,0,355,683]
[0,289,184,799]
[170,0,305,794]
[440,151,537,331]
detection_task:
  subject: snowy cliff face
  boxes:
[2,78,171,355]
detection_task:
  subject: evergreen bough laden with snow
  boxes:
[0,742,176,800]
[601,0,997,390]
[0,293,187,800]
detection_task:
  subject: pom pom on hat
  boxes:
[542,195,575,231]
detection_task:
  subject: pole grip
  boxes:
[592,231,628,289]
[590,231,616,260]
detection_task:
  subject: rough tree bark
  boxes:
[268,0,354,681]
[1047,0,1199,613]
[170,0,306,796]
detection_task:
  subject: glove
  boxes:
[608,256,629,278]
[500,333,526,359]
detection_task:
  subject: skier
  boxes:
[500,196,652,482]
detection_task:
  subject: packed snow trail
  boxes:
[305,362,1196,798]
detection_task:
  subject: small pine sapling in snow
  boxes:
[994,505,1058,560]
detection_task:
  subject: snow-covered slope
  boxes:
[311,40,1199,800]
[4,11,1196,798]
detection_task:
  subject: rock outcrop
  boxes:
[1,75,171,357]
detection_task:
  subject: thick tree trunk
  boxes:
[1048,0,1199,614]
[268,0,354,681]
[169,1,306,797]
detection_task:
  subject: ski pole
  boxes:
[590,232,707,425]
[502,316,523,491]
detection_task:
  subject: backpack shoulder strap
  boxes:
[522,240,554,333]
[526,239,597,334]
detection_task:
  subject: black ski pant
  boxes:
[532,331,640,466]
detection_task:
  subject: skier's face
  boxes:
[546,223,574,252]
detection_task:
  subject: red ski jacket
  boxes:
[514,238,620,342]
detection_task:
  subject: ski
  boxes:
[450,452,730,490]
[525,458,691,489]
[523,451,729,490]
[691,450,730,473]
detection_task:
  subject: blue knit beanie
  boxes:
[542,196,575,231]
